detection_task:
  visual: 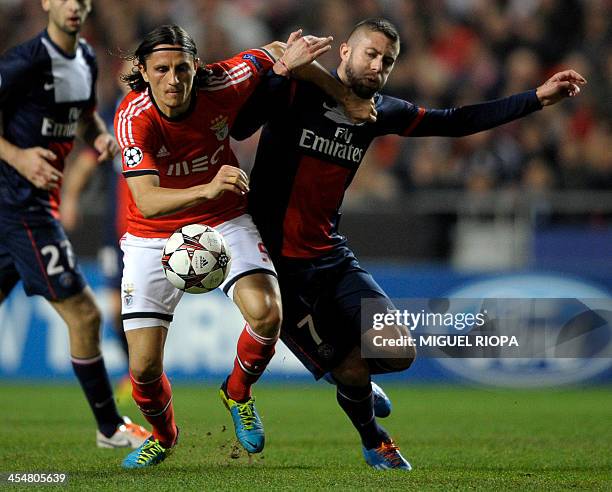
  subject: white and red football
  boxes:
[161,224,231,293]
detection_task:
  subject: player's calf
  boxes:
[53,289,103,358]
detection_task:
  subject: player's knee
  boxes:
[372,344,416,374]
[74,304,102,341]
[247,297,282,338]
[386,353,416,372]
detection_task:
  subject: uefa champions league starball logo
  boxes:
[123,146,143,167]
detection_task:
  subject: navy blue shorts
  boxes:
[0,215,87,301]
[276,247,395,379]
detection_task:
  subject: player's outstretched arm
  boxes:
[535,70,587,106]
[407,68,587,138]
[0,134,61,190]
[126,165,248,219]
[77,110,119,162]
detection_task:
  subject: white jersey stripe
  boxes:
[206,62,249,84]
[117,92,148,147]
[127,102,153,145]
[117,93,151,148]
[124,97,151,146]
[207,61,247,79]
[117,92,147,147]
[206,68,252,88]
[204,71,253,92]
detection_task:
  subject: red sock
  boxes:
[227,323,277,402]
[130,372,177,448]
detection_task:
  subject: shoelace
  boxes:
[236,400,257,430]
[136,439,166,464]
[378,442,403,467]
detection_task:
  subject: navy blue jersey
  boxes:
[231,73,542,259]
[0,30,97,220]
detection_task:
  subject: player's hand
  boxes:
[11,147,62,190]
[203,165,249,200]
[343,92,377,123]
[94,133,119,162]
[277,30,333,73]
[536,70,587,107]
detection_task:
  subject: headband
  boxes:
[150,47,197,55]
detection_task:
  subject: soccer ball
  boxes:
[161,224,231,293]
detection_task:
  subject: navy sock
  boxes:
[336,382,389,449]
[72,355,123,437]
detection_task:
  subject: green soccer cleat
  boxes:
[219,381,265,453]
[121,430,177,469]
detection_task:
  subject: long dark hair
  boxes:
[120,25,212,92]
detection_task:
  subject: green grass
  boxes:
[0,383,611,490]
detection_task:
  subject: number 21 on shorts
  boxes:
[40,240,75,276]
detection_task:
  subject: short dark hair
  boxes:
[120,25,211,92]
[348,18,400,44]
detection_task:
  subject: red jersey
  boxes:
[114,48,274,238]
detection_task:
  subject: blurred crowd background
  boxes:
[0,0,610,263]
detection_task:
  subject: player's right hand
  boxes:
[12,147,61,190]
[343,93,377,123]
[203,165,249,200]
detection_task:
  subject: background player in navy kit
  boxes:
[231,18,587,470]
[0,0,148,448]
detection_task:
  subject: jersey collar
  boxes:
[42,30,79,60]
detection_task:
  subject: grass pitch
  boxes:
[0,383,610,490]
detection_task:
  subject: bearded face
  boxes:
[340,30,399,99]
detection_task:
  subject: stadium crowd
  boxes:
[1,0,610,204]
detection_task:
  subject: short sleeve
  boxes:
[0,46,34,106]
[204,48,275,110]
[114,94,160,177]
[80,40,98,112]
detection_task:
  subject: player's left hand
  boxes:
[278,29,333,73]
[94,133,119,162]
[536,70,587,107]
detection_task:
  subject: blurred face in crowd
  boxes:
[139,46,199,118]
[339,28,399,98]
[42,0,92,35]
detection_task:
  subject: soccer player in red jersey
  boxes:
[231,18,587,470]
[0,0,148,450]
[114,24,372,468]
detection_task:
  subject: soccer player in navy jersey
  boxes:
[231,18,587,470]
[0,0,148,449]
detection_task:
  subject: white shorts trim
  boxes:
[120,214,276,331]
